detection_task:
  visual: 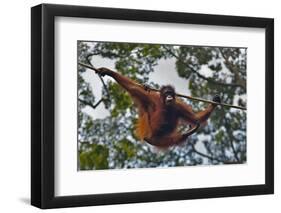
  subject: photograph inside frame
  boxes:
[77,41,247,170]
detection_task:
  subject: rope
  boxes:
[78,62,247,110]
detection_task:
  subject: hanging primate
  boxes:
[95,67,221,148]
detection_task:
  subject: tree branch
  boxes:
[84,54,111,99]
[226,125,241,163]
[191,144,222,162]
[78,98,104,109]
[163,46,244,89]
[191,144,241,164]
[229,138,240,163]
[218,48,246,90]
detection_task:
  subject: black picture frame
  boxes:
[31,3,274,209]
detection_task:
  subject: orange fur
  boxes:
[135,113,152,141]
[96,68,217,147]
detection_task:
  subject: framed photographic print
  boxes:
[31,3,274,209]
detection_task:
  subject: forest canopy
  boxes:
[78,41,247,170]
